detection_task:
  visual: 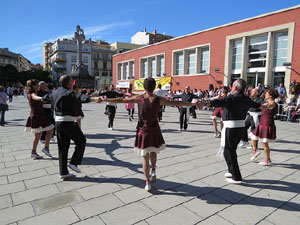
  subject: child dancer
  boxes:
[25,79,54,159]
[105,78,198,191]
[249,89,279,166]
[125,88,135,121]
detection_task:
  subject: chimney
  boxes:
[153,29,157,35]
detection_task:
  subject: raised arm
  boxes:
[105,95,139,104]
[160,97,196,107]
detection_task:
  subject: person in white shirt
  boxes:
[154,84,170,121]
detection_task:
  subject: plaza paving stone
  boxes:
[0,97,299,225]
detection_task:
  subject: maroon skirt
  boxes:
[211,107,223,119]
[249,124,276,143]
[134,127,165,156]
[25,115,54,133]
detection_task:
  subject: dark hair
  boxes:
[128,88,132,93]
[0,86,5,92]
[157,84,162,89]
[222,86,229,92]
[25,79,39,94]
[267,89,279,99]
[235,79,246,92]
[59,75,72,88]
[143,78,156,92]
[73,85,78,90]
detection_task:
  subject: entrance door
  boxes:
[272,72,285,88]
[247,72,265,87]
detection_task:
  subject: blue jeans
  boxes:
[0,104,6,125]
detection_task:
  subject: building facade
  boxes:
[0,48,34,72]
[110,42,144,54]
[113,5,300,93]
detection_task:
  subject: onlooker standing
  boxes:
[0,86,9,126]
[276,83,287,103]
[7,87,14,102]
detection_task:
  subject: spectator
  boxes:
[7,87,14,102]
[276,83,287,103]
[0,86,9,126]
[290,96,300,122]
[289,80,299,96]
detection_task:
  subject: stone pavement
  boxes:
[0,97,299,225]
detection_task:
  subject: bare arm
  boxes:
[105,95,139,104]
[159,97,196,107]
[31,93,43,101]
[260,102,276,110]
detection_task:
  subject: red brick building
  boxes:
[112,5,300,92]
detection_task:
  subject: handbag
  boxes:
[0,95,8,111]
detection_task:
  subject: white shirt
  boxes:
[154,89,170,98]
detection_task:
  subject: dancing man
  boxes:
[198,79,261,184]
[173,86,199,131]
[153,84,170,121]
[44,75,101,179]
[98,84,124,130]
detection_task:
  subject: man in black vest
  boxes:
[198,79,261,184]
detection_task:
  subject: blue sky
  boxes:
[1,0,299,64]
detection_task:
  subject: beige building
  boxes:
[110,42,144,54]
[43,43,52,71]
[0,48,19,70]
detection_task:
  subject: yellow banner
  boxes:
[134,77,171,91]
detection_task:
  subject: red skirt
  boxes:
[249,124,276,143]
[25,115,54,133]
[134,127,165,156]
[211,107,223,119]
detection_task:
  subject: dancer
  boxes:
[24,79,54,159]
[153,84,170,121]
[240,88,264,147]
[37,81,55,143]
[125,88,135,121]
[249,89,279,165]
[210,86,229,138]
[173,86,199,131]
[73,85,84,128]
[98,85,123,130]
[43,75,101,179]
[198,79,261,184]
[104,78,198,191]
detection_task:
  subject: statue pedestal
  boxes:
[71,63,95,88]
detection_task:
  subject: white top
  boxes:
[154,89,170,98]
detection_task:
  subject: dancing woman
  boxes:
[249,89,279,166]
[25,79,54,159]
[105,78,198,191]
[125,88,135,121]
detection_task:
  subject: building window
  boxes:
[102,54,108,60]
[58,46,64,50]
[150,57,156,77]
[141,59,148,78]
[187,50,196,75]
[118,64,123,80]
[175,51,184,75]
[103,62,107,70]
[125,63,129,80]
[158,55,165,76]
[94,62,98,69]
[232,39,242,70]
[102,72,108,77]
[83,48,88,52]
[94,54,99,60]
[273,31,288,67]
[130,61,135,79]
[200,47,210,73]
[71,55,76,62]
[248,34,268,68]
[83,56,88,63]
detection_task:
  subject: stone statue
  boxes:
[71,25,89,76]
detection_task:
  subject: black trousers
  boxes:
[179,108,190,129]
[107,105,116,128]
[158,105,163,121]
[56,121,86,175]
[190,106,197,118]
[241,114,261,142]
[127,108,134,116]
[224,127,244,181]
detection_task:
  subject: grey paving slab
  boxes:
[1,97,300,225]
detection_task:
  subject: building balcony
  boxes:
[54,58,66,62]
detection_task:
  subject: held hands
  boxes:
[91,97,103,103]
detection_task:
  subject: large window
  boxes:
[200,47,210,73]
[141,59,148,78]
[175,52,184,75]
[117,60,135,80]
[83,56,88,63]
[248,34,268,68]
[158,55,165,76]
[150,58,156,77]
[187,50,196,75]
[232,39,242,70]
[273,31,288,67]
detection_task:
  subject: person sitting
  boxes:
[290,96,300,122]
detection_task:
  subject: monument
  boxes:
[71,25,94,88]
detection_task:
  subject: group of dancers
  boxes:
[24,75,279,191]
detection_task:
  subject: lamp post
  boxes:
[255,70,259,87]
